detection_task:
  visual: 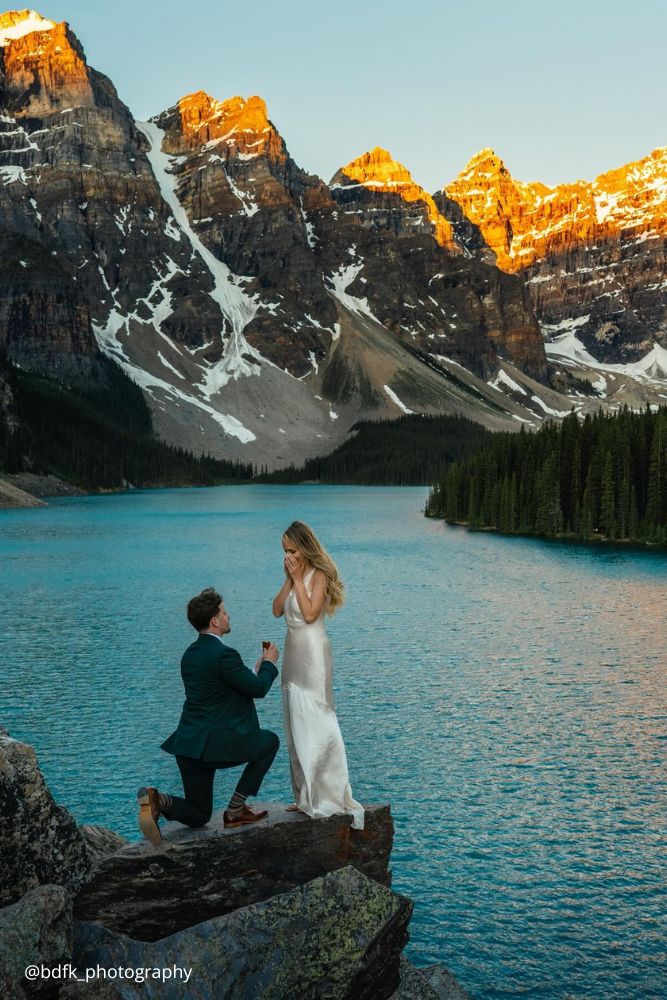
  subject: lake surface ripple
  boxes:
[1,486,666,999]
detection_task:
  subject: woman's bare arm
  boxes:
[272,576,292,617]
[291,569,327,623]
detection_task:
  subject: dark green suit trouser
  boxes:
[167,729,279,827]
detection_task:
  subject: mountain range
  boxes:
[0,8,665,470]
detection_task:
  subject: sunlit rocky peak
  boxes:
[176,91,275,150]
[0,10,97,116]
[456,147,507,181]
[333,146,456,249]
[0,9,54,45]
[338,146,415,187]
[443,143,667,271]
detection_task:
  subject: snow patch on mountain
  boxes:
[222,164,259,217]
[137,121,262,395]
[384,385,414,414]
[489,369,528,396]
[0,165,26,184]
[529,394,571,418]
[629,341,667,379]
[0,11,54,46]
[540,315,591,339]
[157,351,185,379]
[91,311,256,443]
[546,329,667,384]
[299,198,317,248]
[304,313,338,340]
[325,262,381,324]
[143,259,181,330]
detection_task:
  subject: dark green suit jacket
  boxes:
[161,633,279,762]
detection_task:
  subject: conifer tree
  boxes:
[428,407,666,546]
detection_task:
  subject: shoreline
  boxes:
[431,516,667,552]
[1,479,664,552]
[0,477,46,509]
[0,475,431,509]
[1,473,87,506]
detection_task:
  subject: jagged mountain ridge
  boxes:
[324,146,547,383]
[0,9,664,472]
[148,98,546,384]
[150,90,337,376]
[441,148,667,381]
[0,9,225,386]
[442,147,667,273]
[0,11,552,467]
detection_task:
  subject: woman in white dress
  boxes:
[272,521,364,830]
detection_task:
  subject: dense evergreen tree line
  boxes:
[426,407,667,545]
[257,413,492,485]
[0,358,252,489]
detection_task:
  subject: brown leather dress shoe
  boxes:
[223,804,269,828]
[137,786,162,845]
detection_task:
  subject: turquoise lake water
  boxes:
[1,485,666,998]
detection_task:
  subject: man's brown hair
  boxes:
[187,587,223,632]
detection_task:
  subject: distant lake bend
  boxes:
[1,485,666,1000]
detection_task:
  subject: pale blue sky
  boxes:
[40,0,666,192]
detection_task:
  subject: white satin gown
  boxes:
[282,567,364,830]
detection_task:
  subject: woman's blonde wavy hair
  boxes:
[283,521,344,615]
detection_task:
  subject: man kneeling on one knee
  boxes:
[138,587,280,843]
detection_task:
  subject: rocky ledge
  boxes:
[74,803,393,940]
[0,728,474,999]
[73,866,411,1000]
[0,729,90,906]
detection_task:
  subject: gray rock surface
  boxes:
[0,727,471,999]
[392,957,442,999]
[79,826,129,867]
[73,866,412,999]
[59,984,127,999]
[73,802,393,941]
[422,964,475,1000]
[0,730,90,906]
[0,884,72,999]
[0,477,44,509]
[4,474,87,499]
[391,958,475,999]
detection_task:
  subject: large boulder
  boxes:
[74,802,393,941]
[72,866,412,999]
[0,884,72,999]
[79,826,129,868]
[59,985,126,999]
[0,730,90,906]
[393,958,475,1000]
[393,957,442,999]
[421,965,475,1000]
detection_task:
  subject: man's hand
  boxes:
[261,642,280,664]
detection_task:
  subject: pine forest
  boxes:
[426,407,667,546]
